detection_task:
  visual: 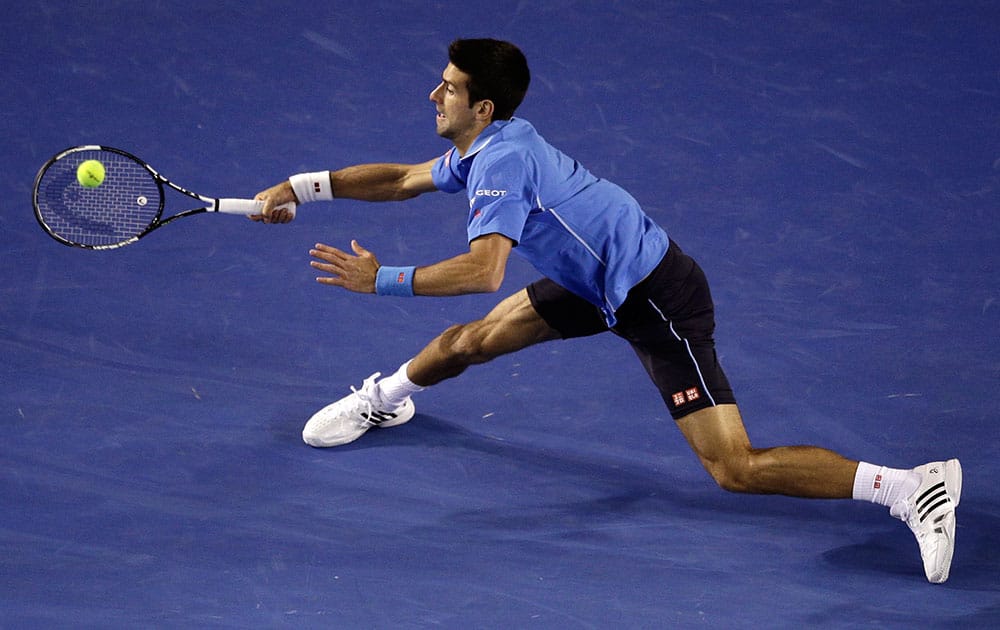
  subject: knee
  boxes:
[703,452,759,494]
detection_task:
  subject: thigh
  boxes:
[409,289,560,385]
[675,404,751,461]
[615,244,735,419]
[627,332,735,419]
[526,277,609,339]
[477,288,563,353]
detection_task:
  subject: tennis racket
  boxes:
[32,145,294,250]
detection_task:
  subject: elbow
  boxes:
[476,267,505,293]
[483,274,504,293]
[465,234,513,293]
[470,264,505,293]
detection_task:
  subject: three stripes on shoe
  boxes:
[915,478,951,531]
[362,410,401,426]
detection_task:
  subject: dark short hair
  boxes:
[448,39,530,121]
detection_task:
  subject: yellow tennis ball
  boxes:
[77,159,106,188]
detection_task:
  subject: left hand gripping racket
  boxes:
[32,145,294,250]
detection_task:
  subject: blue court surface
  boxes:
[2,1,998,627]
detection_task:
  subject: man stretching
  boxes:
[253,39,961,583]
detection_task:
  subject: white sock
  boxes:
[375,360,424,408]
[852,461,921,508]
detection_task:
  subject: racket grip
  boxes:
[216,198,297,218]
[216,198,262,215]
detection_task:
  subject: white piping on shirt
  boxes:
[538,198,618,316]
[464,135,495,159]
[541,200,607,267]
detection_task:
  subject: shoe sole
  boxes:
[925,459,962,584]
[947,459,962,507]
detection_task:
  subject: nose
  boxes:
[429,82,444,103]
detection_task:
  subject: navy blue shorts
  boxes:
[526,240,736,419]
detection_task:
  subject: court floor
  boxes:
[2,1,998,627]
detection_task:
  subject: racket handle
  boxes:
[216,198,262,215]
[216,198,297,218]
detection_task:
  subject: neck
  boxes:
[453,120,492,156]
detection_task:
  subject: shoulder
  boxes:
[475,120,538,168]
[431,148,468,193]
[492,118,539,148]
[469,143,533,191]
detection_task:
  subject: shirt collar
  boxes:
[459,118,513,161]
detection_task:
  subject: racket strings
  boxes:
[35,150,162,248]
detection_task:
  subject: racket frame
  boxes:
[32,145,268,250]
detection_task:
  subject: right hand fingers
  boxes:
[271,202,297,223]
[252,182,297,223]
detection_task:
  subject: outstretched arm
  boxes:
[310,232,514,296]
[251,158,439,222]
[329,159,439,201]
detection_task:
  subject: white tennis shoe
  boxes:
[302,372,415,447]
[890,459,962,583]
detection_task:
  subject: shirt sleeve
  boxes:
[466,152,534,245]
[431,148,466,194]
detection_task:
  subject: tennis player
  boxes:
[253,39,960,584]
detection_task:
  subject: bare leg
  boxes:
[406,292,857,498]
[407,289,560,387]
[676,404,858,498]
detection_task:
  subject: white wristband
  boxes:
[289,171,334,203]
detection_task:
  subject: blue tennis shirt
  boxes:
[432,118,669,326]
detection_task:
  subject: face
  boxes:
[429,63,489,153]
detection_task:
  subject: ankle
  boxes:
[853,462,920,508]
[376,360,425,408]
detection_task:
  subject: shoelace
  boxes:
[348,384,378,430]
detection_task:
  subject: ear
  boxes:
[475,99,495,122]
